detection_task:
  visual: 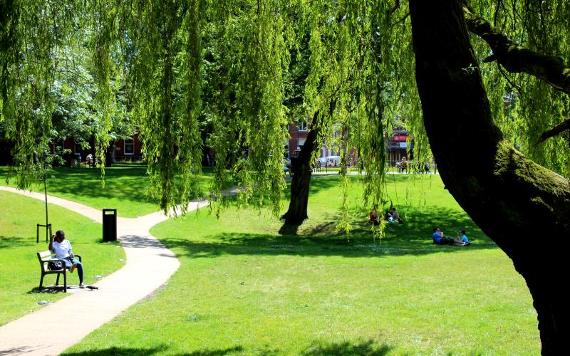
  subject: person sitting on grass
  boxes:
[369,205,380,226]
[431,227,459,245]
[86,153,94,167]
[458,229,471,245]
[386,207,404,224]
[49,230,85,288]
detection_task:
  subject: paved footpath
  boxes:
[0,186,208,355]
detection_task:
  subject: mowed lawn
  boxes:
[0,164,215,218]
[64,174,540,355]
[0,191,125,326]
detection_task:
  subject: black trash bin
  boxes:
[102,209,117,242]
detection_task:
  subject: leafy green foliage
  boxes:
[471,0,570,176]
[2,0,568,217]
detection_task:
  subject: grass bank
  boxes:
[0,164,215,217]
[0,191,125,326]
[64,174,539,354]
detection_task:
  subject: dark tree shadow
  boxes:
[183,346,244,355]
[162,204,497,260]
[62,345,246,356]
[62,345,169,356]
[1,165,156,206]
[302,340,393,355]
[0,236,35,249]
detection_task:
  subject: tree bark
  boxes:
[281,126,320,226]
[409,1,570,354]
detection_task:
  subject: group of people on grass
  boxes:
[369,205,403,226]
[368,205,471,247]
[432,227,471,246]
[52,209,470,291]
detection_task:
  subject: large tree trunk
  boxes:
[408,1,570,354]
[281,127,319,225]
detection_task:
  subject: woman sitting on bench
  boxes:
[49,230,85,288]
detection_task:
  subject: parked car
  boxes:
[317,156,341,167]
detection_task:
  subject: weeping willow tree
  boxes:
[1,0,96,241]
[279,0,419,229]
[0,0,73,186]
[104,0,206,213]
[3,0,570,352]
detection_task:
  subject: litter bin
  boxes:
[102,209,117,242]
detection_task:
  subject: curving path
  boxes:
[0,186,208,355]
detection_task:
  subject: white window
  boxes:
[124,138,134,155]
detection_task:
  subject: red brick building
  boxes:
[287,123,410,167]
[386,128,411,166]
[287,123,342,160]
[61,133,143,165]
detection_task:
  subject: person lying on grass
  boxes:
[49,230,85,288]
[432,227,468,246]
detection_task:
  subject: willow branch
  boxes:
[464,6,570,96]
[389,0,401,15]
[539,118,570,143]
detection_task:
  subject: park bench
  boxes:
[37,251,81,292]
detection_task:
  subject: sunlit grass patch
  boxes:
[0,191,125,326]
[64,174,539,354]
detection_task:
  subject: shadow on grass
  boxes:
[27,287,65,294]
[63,345,168,356]
[61,342,392,356]
[163,233,497,259]
[62,345,246,356]
[1,165,154,205]
[302,340,392,355]
[185,346,245,355]
[163,207,497,259]
[48,168,152,204]
[0,236,36,249]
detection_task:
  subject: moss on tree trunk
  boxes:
[409,0,570,354]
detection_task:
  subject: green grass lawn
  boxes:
[0,191,125,326]
[0,164,215,217]
[64,174,540,355]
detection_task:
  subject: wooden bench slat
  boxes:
[38,250,51,259]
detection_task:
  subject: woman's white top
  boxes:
[52,240,72,259]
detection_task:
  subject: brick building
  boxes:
[287,123,411,167]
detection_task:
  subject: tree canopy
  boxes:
[2,0,566,211]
